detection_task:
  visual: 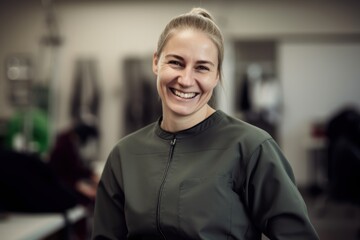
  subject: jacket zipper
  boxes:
[156,137,177,240]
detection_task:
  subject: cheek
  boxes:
[200,76,219,92]
[157,68,175,85]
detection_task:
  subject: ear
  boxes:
[152,52,159,75]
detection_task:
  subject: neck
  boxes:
[161,105,215,132]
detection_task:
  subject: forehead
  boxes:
[162,29,218,61]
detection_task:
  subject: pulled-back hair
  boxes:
[156,8,224,81]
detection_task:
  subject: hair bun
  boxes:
[190,7,214,21]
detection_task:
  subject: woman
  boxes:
[92,8,319,240]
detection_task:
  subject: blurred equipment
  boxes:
[5,55,33,107]
[4,108,49,156]
[4,54,52,156]
[70,59,101,124]
[235,40,283,141]
[0,149,77,213]
[312,106,360,239]
[36,0,63,144]
[306,119,327,196]
[3,0,64,157]
[123,56,162,135]
[326,106,360,204]
[0,147,87,240]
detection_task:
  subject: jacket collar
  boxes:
[155,110,224,140]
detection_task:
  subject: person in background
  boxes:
[92,7,319,239]
[48,121,100,205]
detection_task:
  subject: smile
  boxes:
[170,88,198,99]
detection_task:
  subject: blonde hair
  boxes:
[156,8,224,81]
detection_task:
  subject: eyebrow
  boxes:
[165,54,215,67]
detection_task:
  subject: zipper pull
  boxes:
[170,138,176,146]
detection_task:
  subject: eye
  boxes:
[168,60,183,68]
[196,65,210,72]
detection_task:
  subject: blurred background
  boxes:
[0,0,359,239]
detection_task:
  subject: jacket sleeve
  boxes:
[242,139,319,240]
[92,150,128,240]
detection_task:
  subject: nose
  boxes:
[178,67,194,87]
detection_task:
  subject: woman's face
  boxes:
[153,29,219,118]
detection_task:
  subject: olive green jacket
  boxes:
[92,111,319,240]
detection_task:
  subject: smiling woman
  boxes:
[153,28,220,131]
[92,7,319,240]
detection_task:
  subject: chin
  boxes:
[168,102,209,117]
[170,107,195,116]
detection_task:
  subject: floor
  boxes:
[302,190,360,240]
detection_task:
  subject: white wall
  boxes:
[279,42,360,184]
[1,1,360,184]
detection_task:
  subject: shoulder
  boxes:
[107,122,158,158]
[217,111,272,142]
[214,111,273,157]
[116,122,157,148]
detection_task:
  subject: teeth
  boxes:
[173,89,197,99]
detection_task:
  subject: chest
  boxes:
[119,143,251,238]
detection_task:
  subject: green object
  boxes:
[5,108,49,155]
